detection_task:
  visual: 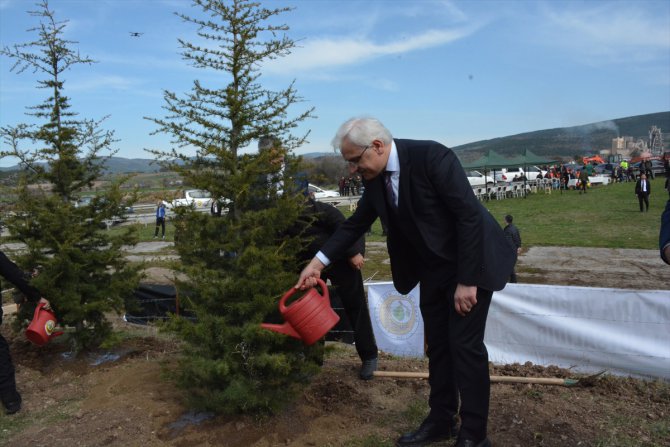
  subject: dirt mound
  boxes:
[3,326,669,447]
[2,246,669,446]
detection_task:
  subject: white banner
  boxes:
[365,282,670,379]
[367,282,424,358]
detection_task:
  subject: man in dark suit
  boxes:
[295,196,379,379]
[295,117,515,447]
[661,200,670,265]
[635,173,651,212]
[1,250,51,414]
[503,215,522,283]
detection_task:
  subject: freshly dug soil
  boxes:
[1,246,668,447]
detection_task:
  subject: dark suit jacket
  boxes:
[635,179,651,196]
[661,200,670,265]
[320,139,515,294]
[294,198,365,262]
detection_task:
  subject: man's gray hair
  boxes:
[331,117,393,150]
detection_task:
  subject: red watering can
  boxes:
[25,302,63,346]
[260,278,339,346]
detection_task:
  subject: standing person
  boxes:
[295,194,379,379]
[663,153,670,198]
[578,165,589,194]
[258,136,378,379]
[644,159,653,179]
[660,200,670,265]
[154,202,166,239]
[0,250,51,414]
[503,215,522,283]
[295,117,514,447]
[635,173,651,212]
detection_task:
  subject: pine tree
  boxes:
[0,0,141,351]
[146,0,319,414]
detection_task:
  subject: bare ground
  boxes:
[1,246,669,447]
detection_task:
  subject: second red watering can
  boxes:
[260,278,339,346]
[25,302,63,346]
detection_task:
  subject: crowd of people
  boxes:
[338,175,363,196]
[500,157,662,192]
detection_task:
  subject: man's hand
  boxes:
[295,257,326,290]
[348,253,365,270]
[454,283,478,317]
[38,297,51,311]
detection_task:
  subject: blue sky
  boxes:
[1,0,669,167]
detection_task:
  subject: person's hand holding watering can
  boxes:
[295,257,326,290]
[38,298,51,311]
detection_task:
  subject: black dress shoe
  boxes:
[454,437,491,447]
[1,389,22,415]
[359,357,377,380]
[396,418,458,447]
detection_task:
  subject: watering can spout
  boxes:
[260,322,301,340]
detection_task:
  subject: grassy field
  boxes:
[361,177,667,249]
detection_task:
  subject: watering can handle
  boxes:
[32,301,47,320]
[279,278,328,312]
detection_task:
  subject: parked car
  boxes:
[525,165,549,179]
[496,166,549,183]
[308,184,340,199]
[633,160,665,177]
[74,195,134,213]
[593,164,614,176]
[164,189,213,209]
[466,170,494,187]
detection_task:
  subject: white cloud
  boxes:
[67,75,138,92]
[540,3,670,62]
[264,26,477,75]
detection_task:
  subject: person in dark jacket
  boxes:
[258,135,379,379]
[503,215,522,283]
[154,202,166,239]
[296,196,378,379]
[635,173,651,212]
[661,200,670,265]
[0,250,51,414]
[296,117,514,447]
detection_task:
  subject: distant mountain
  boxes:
[0,157,168,174]
[1,112,667,173]
[99,157,163,173]
[452,111,669,162]
[301,152,339,159]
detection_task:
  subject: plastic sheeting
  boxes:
[366,282,670,379]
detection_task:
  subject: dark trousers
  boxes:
[638,193,649,212]
[420,280,492,441]
[510,256,518,283]
[0,311,18,395]
[154,217,165,236]
[321,259,378,362]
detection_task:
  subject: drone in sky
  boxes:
[129,32,144,37]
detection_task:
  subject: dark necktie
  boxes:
[385,171,397,211]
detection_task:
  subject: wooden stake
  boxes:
[373,370,579,386]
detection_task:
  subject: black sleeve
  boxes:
[313,201,365,258]
[0,250,41,302]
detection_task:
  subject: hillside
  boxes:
[452,111,669,162]
[1,112,667,173]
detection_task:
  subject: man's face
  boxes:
[340,138,387,180]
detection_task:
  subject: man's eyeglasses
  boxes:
[346,145,370,168]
